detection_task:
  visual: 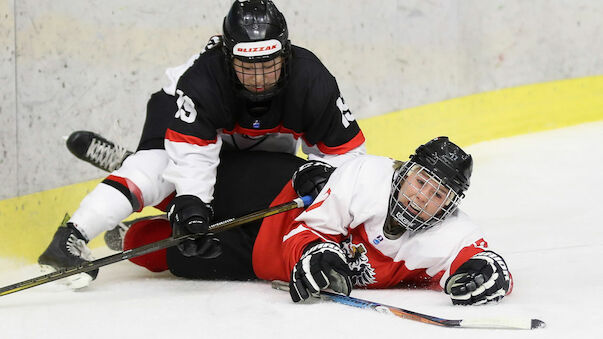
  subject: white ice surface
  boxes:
[2,121,603,338]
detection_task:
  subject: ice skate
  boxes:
[38,223,98,289]
[104,215,167,251]
[103,222,130,251]
[66,130,132,172]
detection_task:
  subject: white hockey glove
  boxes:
[289,241,352,302]
[445,251,511,305]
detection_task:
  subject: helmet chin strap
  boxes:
[237,83,281,102]
[383,215,406,240]
[388,206,428,236]
[246,100,271,117]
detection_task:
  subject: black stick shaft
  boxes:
[1,196,311,297]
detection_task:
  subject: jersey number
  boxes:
[175,89,197,123]
[336,96,355,128]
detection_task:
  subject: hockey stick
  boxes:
[271,280,545,330]
[0,196,313,298]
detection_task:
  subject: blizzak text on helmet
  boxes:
[238,45,278,53]
[233,40,283,58]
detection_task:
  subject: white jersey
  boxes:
[254,155,489,289]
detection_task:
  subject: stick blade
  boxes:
[271,280,290,291]
[460,317,546,330]
[531,319,546,329]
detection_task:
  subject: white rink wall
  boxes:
[1,0,602,199]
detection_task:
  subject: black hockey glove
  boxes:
[167,195,222,259]
[289,241,352,302]
[445,251,511,305]
[292,160,335,200]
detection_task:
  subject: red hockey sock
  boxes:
[123,217,171,272]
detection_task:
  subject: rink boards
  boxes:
[1,75,602,263]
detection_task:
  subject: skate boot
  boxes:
[104,215,167,251]
[66,130,133,172]
[104,222,130,252]
[38,223,99,289]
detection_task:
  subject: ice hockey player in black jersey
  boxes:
[38,0,366,288]
[163,0,366,260]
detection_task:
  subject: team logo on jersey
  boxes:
[340,237,377,287]
[372,235,384,245]
[336,96,355,128]
[252,120,261,129]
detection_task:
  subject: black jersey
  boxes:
[163,42,365,203]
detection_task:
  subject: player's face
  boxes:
[233,56,283,93]
[398,168,451,221]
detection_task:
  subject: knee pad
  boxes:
[113,149,174,207]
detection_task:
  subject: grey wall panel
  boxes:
[14,1,231,196]
[0,0,16,199]
[287,0,603,117]
[4,0,603,198]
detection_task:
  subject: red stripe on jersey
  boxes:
[305,188,331,212]
[154,191,176,212]
[448,238,488,275]
[315,130,366,155]
[448,241,514,296]
[165,128,217,146]
[105,175,145,212]
[222,124,303,139]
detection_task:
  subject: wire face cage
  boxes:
[388,162,461,235]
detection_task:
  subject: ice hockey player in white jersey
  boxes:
[120,136,513,305]
[260,136,513,305]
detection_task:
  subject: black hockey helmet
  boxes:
[222,0,291,101]
[384,137,473,237]
[411,136,473,196]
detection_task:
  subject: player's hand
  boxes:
[289,241,352,302]
[292,161,335,200]
[167,195,222,258]
[445,251,511,305]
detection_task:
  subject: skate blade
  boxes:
[39,264,93,290]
